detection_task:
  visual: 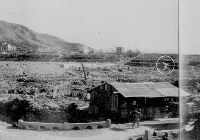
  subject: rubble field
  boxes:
[0,61,178,121]
[0,61,178,108]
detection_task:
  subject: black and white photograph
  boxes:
[180,0,200,140]
[0,0,196,140]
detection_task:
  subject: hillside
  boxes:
[0,20,93,53]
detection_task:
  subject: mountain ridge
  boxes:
[0,20,93,53]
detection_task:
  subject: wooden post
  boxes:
[106,119,111,128]
[144,130,152,140]
[144,97,147,119]
[81,62,87,82]
[127,98,130,120]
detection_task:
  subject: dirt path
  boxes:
[0,122,148,140]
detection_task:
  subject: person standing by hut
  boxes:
[162,132,173,140]
[132,109,142,129]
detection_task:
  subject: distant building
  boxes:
[116,47,124,55]
[0,42,16,52]
[7,44,16,51]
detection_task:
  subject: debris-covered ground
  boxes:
[0,60,180,139]
[0,61,178,110]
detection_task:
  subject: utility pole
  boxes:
[81,62,87,85]
[196,82,200,95]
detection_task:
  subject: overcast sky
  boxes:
[0,0,178,53]
[180,0,200,55]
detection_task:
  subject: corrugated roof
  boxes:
[110,82,163,97]
[145,82,179,97]
[110,82,190,98]
[145,82,176,89]
[154,88,178,97]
